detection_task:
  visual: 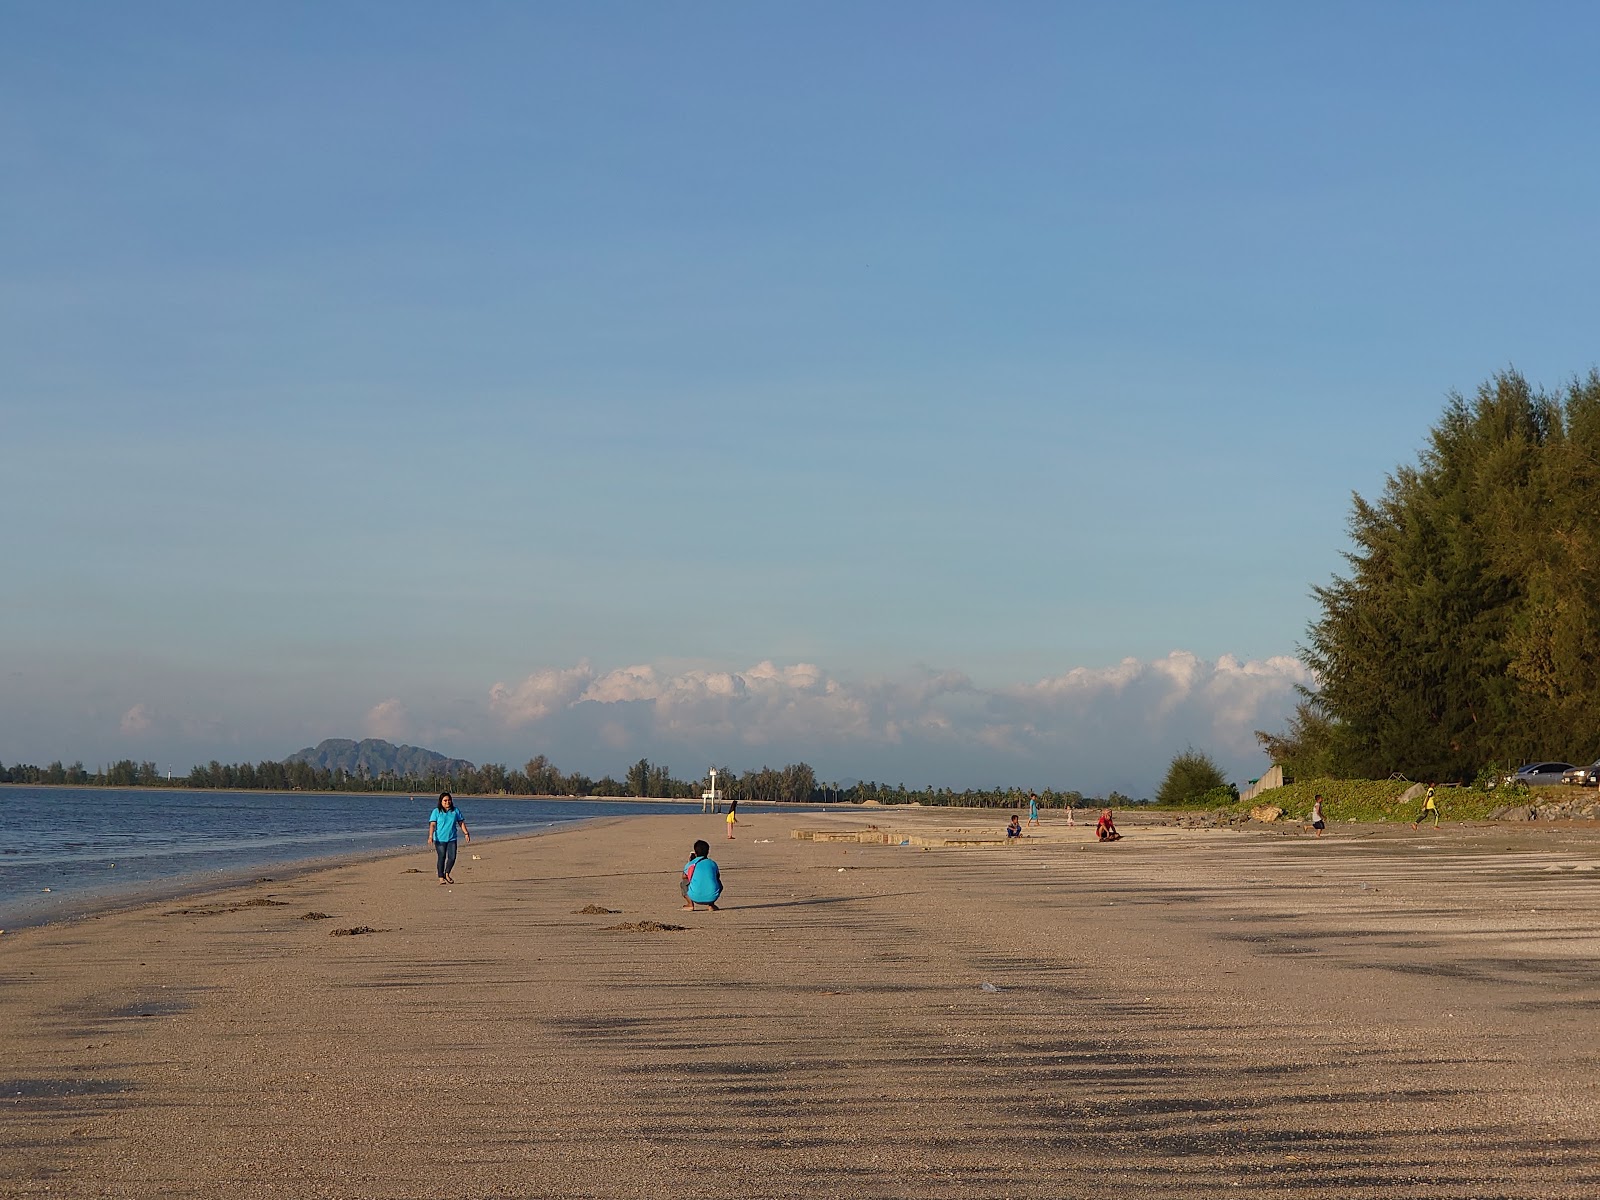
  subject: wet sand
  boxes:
[4,808,1600,1198]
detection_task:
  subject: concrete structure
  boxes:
[1239,765,1285,806]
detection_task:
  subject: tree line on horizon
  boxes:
[1259,368,1600,785]
[0,754,1132,809]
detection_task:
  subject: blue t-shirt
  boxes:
[683,856,722,904]
[431,807,463,842]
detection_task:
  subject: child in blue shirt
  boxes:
[681,839,722,911]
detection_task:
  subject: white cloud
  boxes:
[489,661,596,724]
[479,651,1310,792]
[581,660,869,744]
[363,698,410,741]
[581,664,661,704]
[119,703,156,735]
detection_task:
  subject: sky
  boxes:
[4,2,1599,795]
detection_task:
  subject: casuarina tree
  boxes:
[1156,748,1232,807]
[1287,369,1600,782]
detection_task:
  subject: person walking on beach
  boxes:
[725,798,739,839]
[1310,795,1326,837]
[428,793,469,885]
[1413,784,1440,831]
[1028,792,1040,826]
[682,839,722,911]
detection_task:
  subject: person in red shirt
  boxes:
[1096,808,1122,842]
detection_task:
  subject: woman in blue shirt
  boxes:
[428,793,470,885]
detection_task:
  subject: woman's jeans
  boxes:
[435,839,458,879]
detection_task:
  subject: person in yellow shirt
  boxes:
[1413,784,1440,830]
[725,799,739,839]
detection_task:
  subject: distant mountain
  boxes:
[284,738,476,779]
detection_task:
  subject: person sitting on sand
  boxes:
[1096,808,1122,842]
[682,839,722,911]
[428,792,470,885]
[1006,814,1023,842]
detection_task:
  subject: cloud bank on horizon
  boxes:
[439,650,1309,795]
[19,647,1306,797]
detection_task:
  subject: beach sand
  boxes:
[4,808,1600,1198]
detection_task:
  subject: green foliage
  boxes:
[1251,778,1415,821]
[1,748,1122,809]
[1244,776,1567,822]
[626,758,652,797]
[1155,748,1231,807]
[1472,762,1523,794]
[1284,369,1600,782]
[1254,695,1337,780]
[725,763,818,805]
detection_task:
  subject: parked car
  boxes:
[1503,762,1576,788]
[1562,760,1600,787]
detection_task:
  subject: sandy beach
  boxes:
[4,807,1600,1198]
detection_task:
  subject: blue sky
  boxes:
[4,2,1598,794]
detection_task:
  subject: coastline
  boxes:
[0,815,639,935]
[3,790,741,933]
[6,807,1600,1197]
[0,781,796,804]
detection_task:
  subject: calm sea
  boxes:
[0,787,703,928]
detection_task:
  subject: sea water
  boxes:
[0,787,702,928]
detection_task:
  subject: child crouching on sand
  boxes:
[681,839,723,911]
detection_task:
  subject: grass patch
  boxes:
[1213,777,1585,823]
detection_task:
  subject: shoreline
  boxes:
[0,818,627,936]
[9,800,1593,936]
[0,781,798,805]
[5,791,776,933]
